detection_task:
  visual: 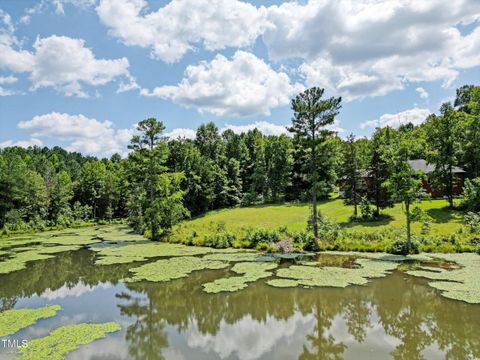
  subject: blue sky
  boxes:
[1,0,479,157]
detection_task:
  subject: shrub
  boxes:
[389,238,420,255]
[461,178,480,211]
[308,216,341,242]
[245,228,281,247]
[360,198,376,220]
[204,231,236,248]
[4,210,30,232]
[464,212,480,233]
[290,230,316,251]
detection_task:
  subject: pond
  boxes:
[0,229,479,359]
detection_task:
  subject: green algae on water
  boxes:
[96,226,146,242]
[406,253,480,304]
[267,258,398,288]
[126,256,229,282]
[0,245,81,274]
[203,262,278,293]
[93,242,244,265]
[202,252,274,263]
[18,322,121,360]
[0,305,61,337]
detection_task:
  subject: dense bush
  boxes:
[461,178,480,211]
[464,212,480,233]
[203,231,236,248]
[389,238,420,255]
[244,228,281,247]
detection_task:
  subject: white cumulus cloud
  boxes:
[141,51,303,117]
[361,107,431,129]
[0,138,43,149]
[0,75,18,96]
[96,0,268,63]
[164,128,197,140]
[222,121,289,136]
[0,12,132,98]
[17,112,135,156]
[416,87,429,99]
[266,0,480,101]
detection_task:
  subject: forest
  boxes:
[1,85,480,255]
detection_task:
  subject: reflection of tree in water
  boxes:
[122,268,480,360]
[0,296,17,311]
[299,304,347,360]
[116,290,169,360]
[0,249,130,302]
[0,251,479,360]
[374,273,480,360]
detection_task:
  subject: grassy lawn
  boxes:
[170,197,471,252]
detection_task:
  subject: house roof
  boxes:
[408,159,465,174]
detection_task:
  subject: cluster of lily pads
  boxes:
[0,305,120,359]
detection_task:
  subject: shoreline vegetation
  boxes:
[0,223,478,304]
[1,196,478,254]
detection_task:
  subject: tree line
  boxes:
[1,85,479,251]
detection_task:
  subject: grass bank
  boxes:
[169,198,478,253]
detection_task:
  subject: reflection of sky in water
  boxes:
[184,312,316,359]
[0,251,479,360]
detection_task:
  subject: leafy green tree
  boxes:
[265,134,293,201]
[220,158,243,206]
[128,118,187,239]
[382,137,424,253]
[367,127,395,216]
[425,103,461,208]
[195,122,224,162]
[287,134,310,201]
[249,134,267,201]
[455,86,480,177]
[289,87,342,240]
[341,134,364,217]
[0,153,28,227]
[79,161,107,219]
[24,170,48,225]
[167,139,215,215]
[49,170,74,225]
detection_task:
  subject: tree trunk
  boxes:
[310,117,319,247]
[353,175,358,217]
[448,165,454,208]
[406,200,411,253]
[374,169,380,217]
[312,193,318,239]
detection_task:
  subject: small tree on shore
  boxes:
[382,136,424,253]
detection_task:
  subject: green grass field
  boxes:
[170,197,473,252]
[173,198,462,236]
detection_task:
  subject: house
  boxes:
[338,159,466,199]
[408,159,465,197]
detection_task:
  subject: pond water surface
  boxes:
[0,248,479,360]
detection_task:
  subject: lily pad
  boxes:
[267,258,398,288]
[203,262,278,293]
[18,322,121,360]
[125,256,229,282]
[406,253,480,304]
[0,305,61,337]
